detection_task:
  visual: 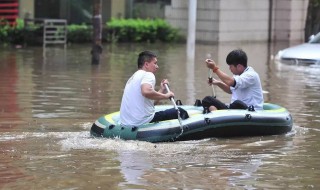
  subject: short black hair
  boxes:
[226,49,247,67]
[137,51,157,68]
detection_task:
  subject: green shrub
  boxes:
[154,19,181,42]
[8,18,26,45]
[106,18,182,43]
[0,18,38,46]
[0,18,183,45]
[0,19,12,44]
[67,24,92,43]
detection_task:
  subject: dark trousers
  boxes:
[150,107,189,123]
[202,96,248,110]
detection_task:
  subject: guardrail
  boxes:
[24,18,67,49]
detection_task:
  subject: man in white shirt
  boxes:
[120,51,188,126]
[203,49,264,112]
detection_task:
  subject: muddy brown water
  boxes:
[0,42,319,189]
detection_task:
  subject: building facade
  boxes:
[0,0,310,43]
[17,0,125,24]
[165,0,309,43]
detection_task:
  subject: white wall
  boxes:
[218,0,269,42]
[165,0,309,43]
[19,0,34,19]
[272,0,309,42]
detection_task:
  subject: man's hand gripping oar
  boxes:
[164,83,184,136]
[206,54,217,98]
[208,69,217,98]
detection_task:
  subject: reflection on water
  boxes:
[0,42,320,189]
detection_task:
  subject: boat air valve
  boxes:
[131,126,138,131]
[245,114,252,120]
[248,105,255,112]
[194,99,202,107]
[205,118,211,124]
[176,100,183,105]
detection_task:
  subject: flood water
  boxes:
[0,42,319,189]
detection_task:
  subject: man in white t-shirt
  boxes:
[120,51,188,126]
[202,49,264,112]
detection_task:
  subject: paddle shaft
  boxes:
[208,69,216,98]
[164,84,179,111]
[164,83,184,137]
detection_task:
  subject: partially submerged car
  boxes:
[275,32,320,65]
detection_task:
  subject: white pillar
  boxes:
[186,0,197,104]
[186,0,197,61]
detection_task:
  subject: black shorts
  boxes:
[150,107,189,123]
[202,96,248,110]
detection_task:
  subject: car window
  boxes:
[309,32,320,44]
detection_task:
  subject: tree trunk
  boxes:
[91,0,103,65]
[305,0,320,41]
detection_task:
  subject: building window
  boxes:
[130,0,171,19]
[35,0,93,24]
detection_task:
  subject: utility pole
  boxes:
[91,0,103,65]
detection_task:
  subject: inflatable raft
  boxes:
[90,102,293,143]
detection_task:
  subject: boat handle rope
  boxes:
[164,84,184,138]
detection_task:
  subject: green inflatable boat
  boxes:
[90,102,293,143]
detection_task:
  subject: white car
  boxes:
[275,32,320,65]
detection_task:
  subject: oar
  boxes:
[206,53,216,98]
[164,84,179,112]
[164,84,184,135]
[208,69,216,98]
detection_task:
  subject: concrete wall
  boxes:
[104,0,126,21]
[111,0,125,19]
[133,2,166,18]
[19,0,34,19]
[272,0,309,42]
[165,0,220,43]
[165,0,309,43]
[218,0,269,42]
